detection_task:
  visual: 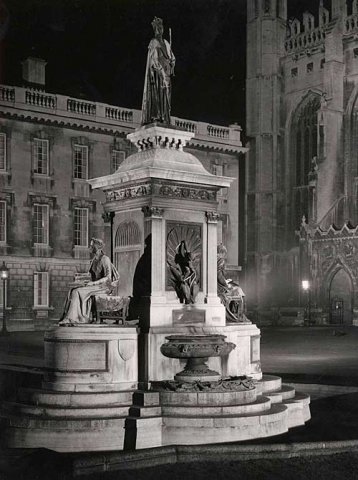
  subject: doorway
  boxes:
[329,268,353,325]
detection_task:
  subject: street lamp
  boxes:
[0,261,9,336]
[301,279,311,326]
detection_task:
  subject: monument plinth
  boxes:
[89,123,262,384]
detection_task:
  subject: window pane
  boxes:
[74,208,88,246]
[34,272,49,307]
[0,201,6,243]
[33,139,49,175]
[74,145,88,179]
[33,204,49,244]
[0,133,6,171]
[111,150,125,173]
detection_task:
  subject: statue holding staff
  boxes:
[141,17,175,125]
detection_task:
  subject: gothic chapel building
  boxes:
[246,0,358,325]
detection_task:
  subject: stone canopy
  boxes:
[89,124,233,195]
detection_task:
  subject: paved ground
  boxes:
[261,325,358,384]
[2,325,358,479]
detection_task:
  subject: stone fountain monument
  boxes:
[1,17,310,453]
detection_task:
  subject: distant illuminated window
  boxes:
[73,145,88,179]
[34,272,49,308]
[74,207,88,247]
[33,138,49,175]
[33,204,49,245]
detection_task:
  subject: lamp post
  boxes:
[0,261,9,336]
[302,279,311,326]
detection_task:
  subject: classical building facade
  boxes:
[0,58,246,330]
[246,0,358,325]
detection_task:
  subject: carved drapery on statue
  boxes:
[141,17,175,125]
[217,244,246,322]
[167,223,201,304]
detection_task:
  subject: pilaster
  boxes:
[205,211,221,305]
[142,206,165,298]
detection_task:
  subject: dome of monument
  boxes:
[116,144,210,176]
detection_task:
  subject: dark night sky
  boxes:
[3,0,328,128]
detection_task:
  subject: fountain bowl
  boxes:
[160,334,236,382]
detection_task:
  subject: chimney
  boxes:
[21,57,47,89]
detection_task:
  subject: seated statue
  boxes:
[59,238,119,326]
[217,244,246,322]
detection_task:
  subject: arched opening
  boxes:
[329,268,353,325]
[114,221,142,296]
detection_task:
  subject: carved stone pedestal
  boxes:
[2,326,139,452]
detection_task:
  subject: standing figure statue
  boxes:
[141,16,175,125]
[59,238,119,326]
[168,240,199,304]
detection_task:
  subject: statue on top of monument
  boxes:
[141,17,175,125]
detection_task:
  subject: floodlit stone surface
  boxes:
[43,326,138,392]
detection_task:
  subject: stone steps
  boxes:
[3,401,131,419]
[284,392,311,426]
[157,388,257,406]
[17,388,133,408]
[266,385,296,404]
[4,417,127,452]
[161,396,272,417]
[129,405,162,417]
[162,403,289,445]
[256,375,282,394]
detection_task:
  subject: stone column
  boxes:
[205,211,220,304]
[142,206,165,296]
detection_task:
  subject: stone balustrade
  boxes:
[0,85,15,103]
[173,118,198,133]
[285,26,326,54]
[67,98,96,116]
[26,90,56,109]
[0,84,244,148]
[105,106,134,123]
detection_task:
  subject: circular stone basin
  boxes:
[160,334,236,383]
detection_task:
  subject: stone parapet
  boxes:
[0,84,245,152]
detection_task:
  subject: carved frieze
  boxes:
[105,183,152,202]
[159,184,216,201]
[105,182,217,204]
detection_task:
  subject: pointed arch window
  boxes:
[290,96,320,230]
[294,97,320,187]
